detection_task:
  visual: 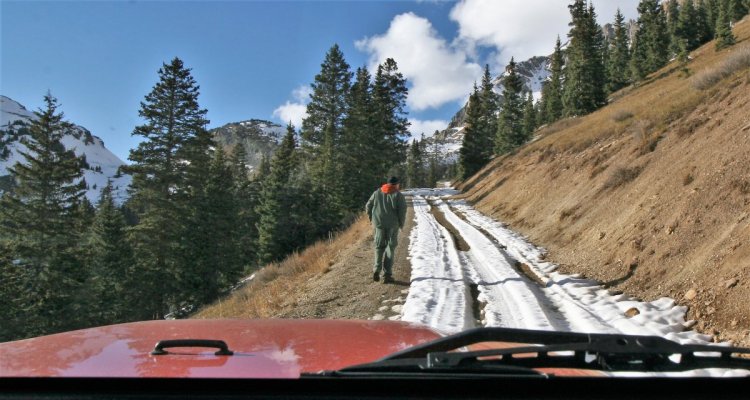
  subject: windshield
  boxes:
[1,0,749,381]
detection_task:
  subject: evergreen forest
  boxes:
[458,0,748,180]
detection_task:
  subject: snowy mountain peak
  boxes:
[1,95,35,127]
[0,95,131,204]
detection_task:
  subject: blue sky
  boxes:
[1,0,638,162]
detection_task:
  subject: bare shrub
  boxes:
[590,163,608,179]
[683,173,694,186]
[676,116,709,138]
[603,166,642,190]
[691,45,750,90]
[733,179,750,195]
[559,205,580,222]
[612,109,634,122]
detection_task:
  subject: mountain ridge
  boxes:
[0,95,132,203]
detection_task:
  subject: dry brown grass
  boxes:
[691,45,750,90]
[611,109,634,122]
[193,215,371,319]
[526,23,748,157]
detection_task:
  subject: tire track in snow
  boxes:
[400,196,475,333]
[448,200,713,344]
[433,199,569,331]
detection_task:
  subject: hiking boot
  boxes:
[372,272,380,282]
[382,275,394,284]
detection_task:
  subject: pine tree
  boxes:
[406,139,424,188]
[563,1,607,116]
[696,0,715,44]
[258,125,299,264]
[730,0,749,21]
[676,0,700,51]
[495,58,526,154]
[459,86,489,179]
[123,57,209,318]
[372,58,410,174]
[607,9,632,93]
[341,67,380,212]
[667,0,682,56]
[715,0,737,49]
[631,0,671,81]
[180,147,241,305]
[705,0,720,32]
[230,144,260,270]
[522,92,537,139]
[83,181,133,325]
[254,153,271,181]
[543,36,565,123]
[478,64,499,161]
[426,136,439,188]
[300,44,352,231]
[0,93,88,338]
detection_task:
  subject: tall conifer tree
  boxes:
[563,1,606,116]
[607,9,632,93]
[543,36,565,123]
[459,86,487,179]
[341,67,380,212]
[631,0,670,81]
[495,58,526,154]
[0,93,88,337]
[123,57,209,317]
[300,44,352,230]
[258,125,299,264]
[479,65,499,161]
[373,58,410,173]
[715,0,737,49]
[522,92,537,139]
[84,181,133,325]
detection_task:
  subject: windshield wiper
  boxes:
[320,328,750,376]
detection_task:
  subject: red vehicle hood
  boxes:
[0,319,442,378]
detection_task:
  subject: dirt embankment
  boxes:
[458,20,750,346]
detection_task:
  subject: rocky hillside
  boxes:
[211,119,285,170]
[0,96,131,203]
[458,18,750,345]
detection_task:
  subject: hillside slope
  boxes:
[459,19,750,345]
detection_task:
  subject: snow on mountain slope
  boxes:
[423,55,551,163]
[211,119,286,171]
[0,95,131,203]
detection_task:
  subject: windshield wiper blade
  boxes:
[336,328,750,375]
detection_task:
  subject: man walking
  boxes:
[365,176,407,284]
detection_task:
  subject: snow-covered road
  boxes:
[401,188,712,345]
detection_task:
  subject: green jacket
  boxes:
[366,184,407,229]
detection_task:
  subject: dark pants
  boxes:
[373,226,399,277]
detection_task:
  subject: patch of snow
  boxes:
[1,96,131,204]
[400,187,746,377]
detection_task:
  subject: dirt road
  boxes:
[273,200,415,321]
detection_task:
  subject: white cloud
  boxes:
[292,85,313,103]
[450,0,640,69]
[408,119,449,139]
[356,12,482,111]
[273,85,311,128]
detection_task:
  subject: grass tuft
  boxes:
[691,45,750,90]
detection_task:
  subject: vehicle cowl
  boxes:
[0,319,442,378]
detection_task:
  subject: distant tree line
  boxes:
[0,45,410,341]
[458,0,747,181]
